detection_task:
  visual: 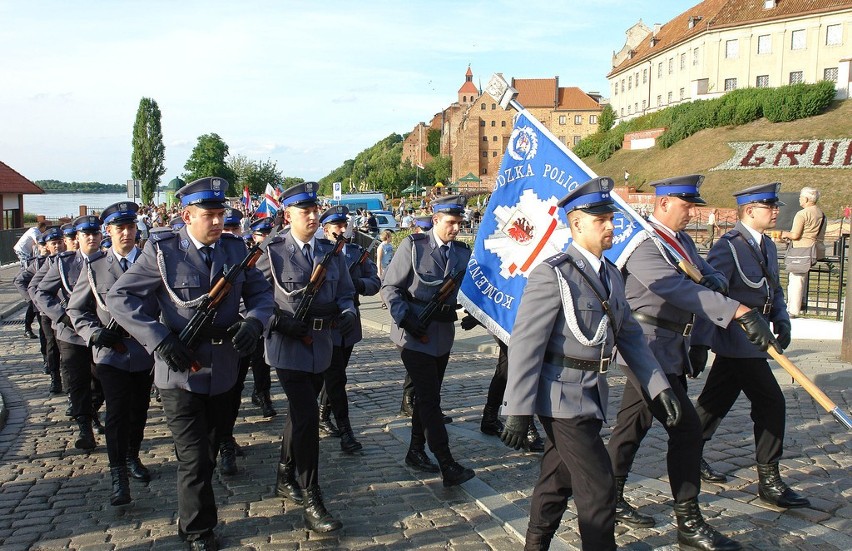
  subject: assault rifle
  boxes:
[417,269,465,343]
[292,232,347,345]
[349,233,379,276]
[180,220,282,372]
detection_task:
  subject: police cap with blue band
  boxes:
[650,174,706,205]
[61,223,77,237]
[176,177,229,209]
[280,182,319,208]
[223,208,243,227]
[733,182,785,206]
[170,216,186,229]
[414,215,433,230]
[557,176,619,215]
[250,217,274,234]
[74,215,102,233]
[42,226,63,242]
[431,194,466,216]
[101,237,112,250]
[320,205,349,225]
[101,201,139,225]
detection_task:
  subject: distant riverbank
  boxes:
[24,192,149,219]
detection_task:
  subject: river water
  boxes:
[23,192,163,219]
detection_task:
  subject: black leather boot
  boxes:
[109,465,131,506]
[65,396,73,417]
[257,389,277,418]
[126,452,152,483]
[49,370,63,395]
[218,440,238,476]
[674,498,742,551]
[525,419,545,452]
[275,460,303,504]
[337,418,363,453]
[523,530,554,551]
[480,404,504,436]
[700,457,728,483]
[303,485,342,533]
[75,417,96,450]
[251,388,262,406]
[757,462,810,508]
[399,390,414,417]
[91,412,105,435]
[318,404,340,437]
[614,476,655,527]
[436,452,475,488]
[405,447,439,473]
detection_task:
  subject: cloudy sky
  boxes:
[0,0,683,184]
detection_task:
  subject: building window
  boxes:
[791,29,806,50]
[658,62,663,78]
[679,88,685,100]
[724,78,737,91]
[620,108,624,116]
[826,24,842,45]
[693,48,699,65]
[559,115,566,124]
[634,102,638,112]
[491,120,496,127]
[643,68,647,83]
[492,136,498,141]
[628,105,632,114]
[642,99,647,110]
[574,115,583,124]
[789,71,804,84]
[481,103,486,110]
[725,39,739,58]
[756,75,770,88]
[668,58,673,74]
[482,136,488,142]
[628,75,632,90]
[824,67,838,82]
[492,151,497,157]
[501,121,506,127]
[481,168,487,175]
[757,34,771,54]
[667,91,673,103]
[573,135,581,145]
[589,115,598,124]
[482,152,487,158]
[680,53,686,69]
[480,120,485,127]
[635,71,639,85]
[491,103,496,110]
[621,79,625,92]
[657,94,662,106]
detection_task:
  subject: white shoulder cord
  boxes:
[156,248,208,309]
[411,240,444,287]
[58,258,73,295]
[554,266,609,346]
[86,262,109,313]
[725,240,767,290]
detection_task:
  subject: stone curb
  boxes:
[0,300,24,432]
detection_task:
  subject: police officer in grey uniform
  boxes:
[500,177,682,551]
[246,217,277,418]
[690,183,809,509]
[316,205,381,453]
[606,175,774,551]
[34,216,103,450]
[67,201,156,507]
[256,182,356,533]
[15,231,57,382]
[107,177,273,551]
[380,194,476,487]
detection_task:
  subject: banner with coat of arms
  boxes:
[458,109,642,343]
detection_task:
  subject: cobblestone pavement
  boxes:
[0,299,850,550]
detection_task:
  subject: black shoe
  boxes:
[92,413,105,435]
[614,476,655,527]
[303,485,342,533]
[49,371,63,395]
[442,412,453,424]
[480,405,504,436]
[400,391,414,417]
[233,441,245,457]
[65,398,73,417]
[318,405,340,437]
[524,531,554,550]
[674,499,741,551]
[757,462,810,508]
[187,532,218,551]
[126,456,152,483]
[75,417,96,450]
[109,465,131,506]
[525,420,544,452]
[275,461,304,505]
[405,449,440,473]
[43,362,50,375]
[219,442,238,476]
[251,389,262,406]
[440,460,475,487]
[25,328,37,339]
[337,419,363,453]
[700,458,728,483]
[257,390,277,417]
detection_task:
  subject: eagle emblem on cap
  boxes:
[599,178,613,192]
[306,183,314,192]
[336,206,344,214]
[119,203,128,211]
[212,179,222,190]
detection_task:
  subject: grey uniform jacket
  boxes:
[14,256,47,303]
[691,221,788,359]
[331,242,381,348]
[380,232,471,357]
[106,229,274,396]
[66,247,155,372]
[503,243,670,420]
[34,250,100,346]
[621,230,739,375]
[256,233,356,373]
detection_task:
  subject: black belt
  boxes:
[542,350,610,373]
[409,296,456,314]
[632,311,693,337]
[197,325,232,344]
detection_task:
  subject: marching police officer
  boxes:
[690,182,809,509]
[316,205,381,453]
[256,182,356,533]
[500,177,682,551]
[66,201,156,506]
[380,194,475,487]
[34,216,103,450]
[606,175,775,551]
[246,217,277,418]
[107,177,273,550]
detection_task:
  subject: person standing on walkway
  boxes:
[256,182,356,533]
[606,175,774,551]
[316,205,381,453]
[107,177,273,551]
[690,182,809,510]
[380,194,476,488]
[500,176,683,551]
[67,202,155,507]
[13,220,46,267]
[780,187,826,318]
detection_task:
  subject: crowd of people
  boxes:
[7,175,821,551]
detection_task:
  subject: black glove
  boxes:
[460,314,480,331]
[738,308,780,353]
[654,388,682,428]
[687,345,709,378]
[337,311,357,336]
[500,415,532,450]
[698,273,729,295]
[229,317,263,356]
[155,334,194,373]
[399,311,428,339]
[274,312,309,338]
[353,278,366,295]
[90,327,122,348]
[59,313,73,327]
[773,319,792,351]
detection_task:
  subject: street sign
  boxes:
[126,179,141,200]
[333,181,342,201]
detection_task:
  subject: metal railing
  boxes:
[780,234,847,321]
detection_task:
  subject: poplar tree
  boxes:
[131,97,166,204]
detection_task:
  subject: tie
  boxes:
[599,263,610,296]
[759,238,768,263]
[201,246,213,269]
[119,258,129,272]
[440,244,449,263]
[303,243,312,265]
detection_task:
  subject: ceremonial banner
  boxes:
[458,109,642,343]
[255,184,280,218]
[243,186,252,213]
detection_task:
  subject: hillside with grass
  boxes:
[584,99,852,218]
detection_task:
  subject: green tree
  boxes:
[131,97,166,204]
[426,128,441,157]
[183,133,237,185]
[599,104,615,132]
[228,154,284,195]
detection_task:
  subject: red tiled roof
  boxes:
[557,87,602,110]
[513,78,558,107]
[714,0,852,27]
[0,161,44,194]
[458,80,479,94]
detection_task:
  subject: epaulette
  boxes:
[543,252,569,267]
[220,232,240,240]
[720,229,740,241]
[58,250,75,258]
[317,237,333,246]
[408,233,428,242]
[149,229,176,242]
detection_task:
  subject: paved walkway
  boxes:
[0,263,850,550]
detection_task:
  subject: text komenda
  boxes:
[467,258,515,310]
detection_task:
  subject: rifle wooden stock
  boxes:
[417,270,464,344]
